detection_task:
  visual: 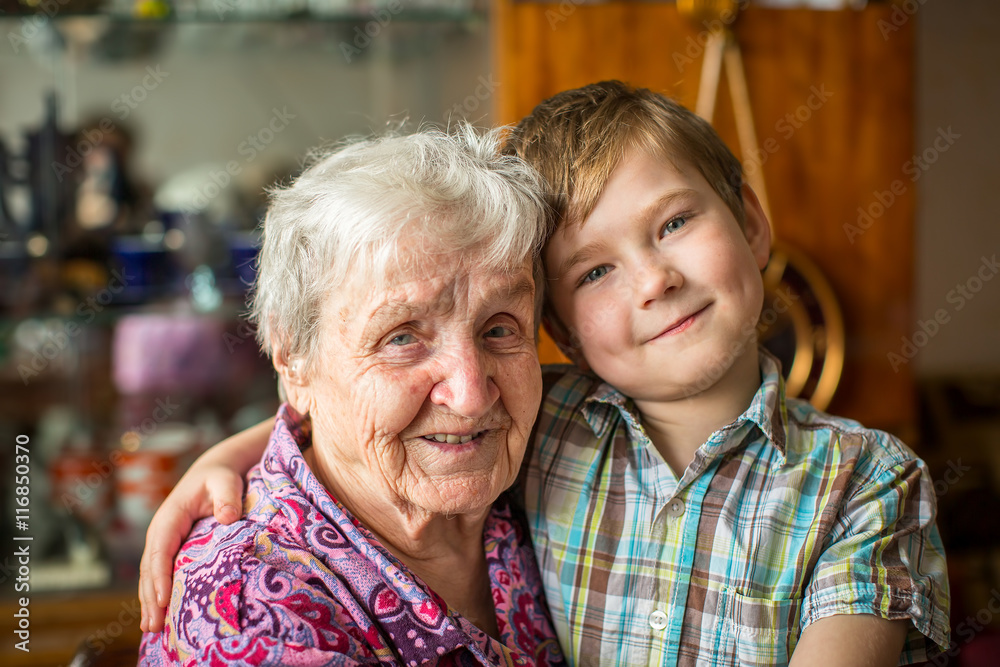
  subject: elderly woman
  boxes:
[138,127,564,666]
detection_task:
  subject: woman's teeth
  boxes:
[426,432,481,444]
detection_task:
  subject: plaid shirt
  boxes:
[524,351,950,667]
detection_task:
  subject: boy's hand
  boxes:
[138,417,273,633]
[138,465,244,633]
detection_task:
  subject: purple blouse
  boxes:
[139,405,565,666]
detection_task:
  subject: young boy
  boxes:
[138,81,949,666]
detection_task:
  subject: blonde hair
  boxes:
[503,80,745,232]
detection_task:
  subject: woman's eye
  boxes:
[661,216,688,236]
[388,333,417,346]
[581,266,609,284]
[485,325,513,338]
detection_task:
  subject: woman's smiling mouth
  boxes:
[421,430,487,444]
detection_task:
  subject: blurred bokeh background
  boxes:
[0,0,997,664]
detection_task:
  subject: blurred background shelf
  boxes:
[0,0,494,618]
[0,9,484,21]
[1,1,999,664]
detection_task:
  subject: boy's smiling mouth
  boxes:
[647,304,710,342]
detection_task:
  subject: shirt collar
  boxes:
[580,347,789,459]
[741,348,788,454]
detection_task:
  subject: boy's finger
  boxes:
[149,532,183,608]
[207,472,245,525]
[139,572,149,632]
[139,543,170,632]
[139,568,163,633]
[140,539,181,633]
[140,504,193,629]
[137,470,245,633]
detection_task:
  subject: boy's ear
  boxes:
[740,184,773,270]
[541,310,591,373]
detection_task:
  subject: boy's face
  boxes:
[543,148,771,403]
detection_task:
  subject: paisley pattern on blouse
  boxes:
[139,405,565,667]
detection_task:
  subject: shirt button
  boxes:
[667,498,685,518]
[649,610,668,630]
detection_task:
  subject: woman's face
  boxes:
[287,245,541,518]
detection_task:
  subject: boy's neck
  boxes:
[633,345,762,477]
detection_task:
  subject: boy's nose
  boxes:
[634,260,683,308]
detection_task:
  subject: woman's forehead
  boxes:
[364,260,533,305]
[331,259,535,326]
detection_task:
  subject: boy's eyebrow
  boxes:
[553,242,610,281]
[554,188,699,279]
[634,188,699,228]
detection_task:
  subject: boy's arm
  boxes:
[789,615,909,667]
[795,432,950,663]
[138,417,273,633]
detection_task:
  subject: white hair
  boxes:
[250,123,549,371]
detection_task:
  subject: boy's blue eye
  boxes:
[661,216,688,236]
[389,333,417,346]
[581,266,609,284]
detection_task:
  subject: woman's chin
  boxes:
[411,476,507,518]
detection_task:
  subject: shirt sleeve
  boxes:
[800,431,951,665]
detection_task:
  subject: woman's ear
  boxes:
[271,343,311,412]
[740,184,773,271]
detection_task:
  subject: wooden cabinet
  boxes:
[1,589,143,667]
[492,1,917,435]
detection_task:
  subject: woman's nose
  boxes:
[428,344,500,419]
[634,258,683,308]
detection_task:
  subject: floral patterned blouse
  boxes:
[139,405,565,666]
